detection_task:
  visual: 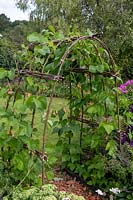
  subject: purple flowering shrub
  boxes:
[104,81,133,190]
[119,80,133,94]
[119,80,133,147]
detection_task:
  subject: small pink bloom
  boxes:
[120,85,125,89]
[119,80,133,94]
[125,80,131,86]
[119,87,128,93]
[122,90,128,93]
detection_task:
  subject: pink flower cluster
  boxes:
[119,80,133,94]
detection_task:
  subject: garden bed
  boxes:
[50,168,101,200]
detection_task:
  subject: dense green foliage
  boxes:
[0,1,132,200]
[0,69,47,191]
[0,14,38,69]
[0,0,132,79]
[0,28,133,200]
[15,0,133,80]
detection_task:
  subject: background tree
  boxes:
[0,14,11,32]
[0,14,37,68]
[15,0,132,79]
[0,0,132,78]
[83,0,133,80]
[15,0,85,31]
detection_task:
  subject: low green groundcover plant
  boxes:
[3,184,85,200]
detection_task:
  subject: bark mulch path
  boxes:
[50,168,102,200]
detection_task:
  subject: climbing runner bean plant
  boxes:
[0,27,132,198]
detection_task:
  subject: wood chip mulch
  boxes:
[49,168,103,200]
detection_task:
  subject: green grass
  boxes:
[0,96,68,156]
[34,97,68,151]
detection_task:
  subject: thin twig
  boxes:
[16,70,64,81]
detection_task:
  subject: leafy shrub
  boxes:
[3,184,85,200]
